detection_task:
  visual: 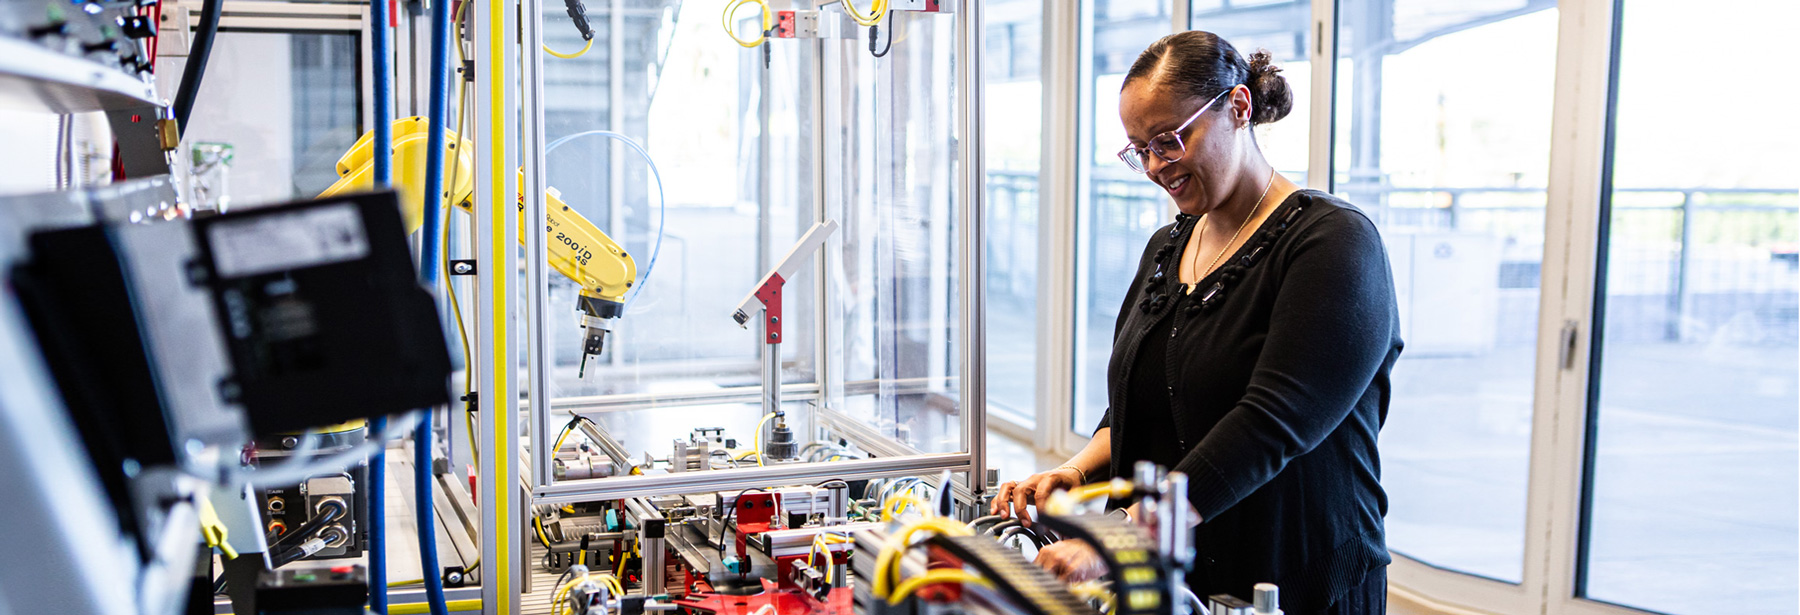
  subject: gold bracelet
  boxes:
[1053,464,1088,484]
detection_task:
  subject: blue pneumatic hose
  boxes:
[413,0,451,611]
[367,0,391,609]
[544,131,667,308]
[414,414,445,615]
[367,417,388,612]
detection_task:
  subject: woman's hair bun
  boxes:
[1244,49,1292,126]
[1124,33,1295,127]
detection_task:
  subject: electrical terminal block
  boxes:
[772,10,828,39]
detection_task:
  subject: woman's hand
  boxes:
[989,467,1083,527]
[1033,540,1106,582]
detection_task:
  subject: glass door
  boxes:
[1577,1,1799,614]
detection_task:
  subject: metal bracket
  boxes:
[754,273,785,343]
[1558,319,1580,371]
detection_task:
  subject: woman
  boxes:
[989,31,1402,615]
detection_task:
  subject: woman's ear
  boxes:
[1229,85,1255,129]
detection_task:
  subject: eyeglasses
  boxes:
[1117,87,1234,173]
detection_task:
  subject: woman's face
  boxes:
[1118,79,1249,217]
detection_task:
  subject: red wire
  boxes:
[148,0,162,70]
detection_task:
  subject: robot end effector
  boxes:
[322,118,638,376]
[577,292,623,376]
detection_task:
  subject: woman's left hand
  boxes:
[1033,540,1106,582]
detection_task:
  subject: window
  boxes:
[985,0,1043,428]
[1334,0,1560,583]
[536,0,821,399]
[1073,0,1172,437]
[1189,0,1311,180]
[820,8,967,454]
[1580,1,1800,613]
[183,32,362,206]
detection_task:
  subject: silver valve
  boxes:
[1252,583,1282,615]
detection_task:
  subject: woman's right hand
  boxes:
[989,467,1084,527]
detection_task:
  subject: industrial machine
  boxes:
[0,184,451,614]
[321,117,638,371]
[0,0,1028,613]
[526,457,1286,615]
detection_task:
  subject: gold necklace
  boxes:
[1187,167,1276,294]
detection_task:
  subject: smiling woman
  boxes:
[997,31,1404,615]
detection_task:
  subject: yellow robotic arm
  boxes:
[320,117,638,369]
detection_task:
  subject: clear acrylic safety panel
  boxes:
[821,6,966,456]
[529,1,971,481]
[532,0,820,399]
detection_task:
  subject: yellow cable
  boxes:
[543,37,593,59]
[721,0,771,48]
[1070,581,1118,615]
[840,0,889,27]
[751,412,777,467]
[445,0,478,470]
[887,569,991,605]
[809,534,836,584]
[550,572,621,607]
[534,515,554,548]
[1042,478,1135,516]
[553,422,577,454]
[614,537,636,578]
[881,494,931,522]
[872,517,973,598]
[388,598,483,614]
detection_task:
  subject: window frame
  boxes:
[1019,1,1751,614]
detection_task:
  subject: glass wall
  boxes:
[534,0,823,399]
[1189,0,1311,180]
[823,7,966,454]
[1334,0,1560,583]
[985,0,1043,428]
[1581,1,1800,613]
[1073,0,1172,437]
[182,32,362,206]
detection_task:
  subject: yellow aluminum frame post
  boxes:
[473,0,519,611]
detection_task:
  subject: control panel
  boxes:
[1,0,160,77]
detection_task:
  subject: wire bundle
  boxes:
[552,567,623,615]
[840,0,890,27]
[722,0,773,48]
[871,517,986,605]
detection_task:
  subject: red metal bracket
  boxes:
[732,492,781,558]
[773,10,797,38]
[754,272,785,344]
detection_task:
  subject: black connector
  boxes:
[27,22,68,39]
[562,0,594,40]
[869,24,893,58]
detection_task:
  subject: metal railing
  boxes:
[986,170,1798,344]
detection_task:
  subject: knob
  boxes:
[119,15,157,38]
[27,22,68,39]
[1252,583,1282,615]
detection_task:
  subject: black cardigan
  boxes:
[1095,189,1402,613]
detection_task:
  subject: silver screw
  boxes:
[281,436,299,449]
[446,571,464,585]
